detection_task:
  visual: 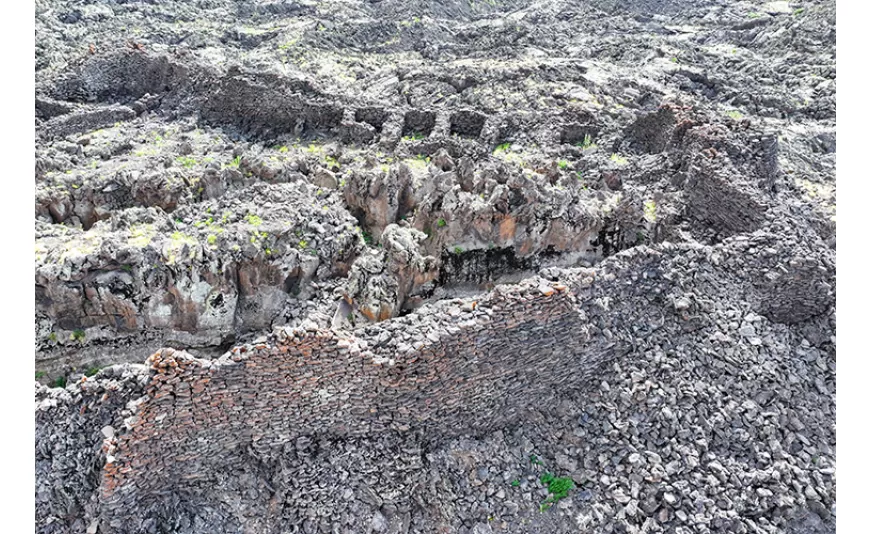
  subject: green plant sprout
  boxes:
[577,134,596,150]
[644,199,657,223]
[539,472,575,512]
[610,153,628,165]
[176,156,198,168]
[324,155,341,169]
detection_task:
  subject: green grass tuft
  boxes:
[176,155,198,168]
[610,153,628,165]
[494,142,511,154]
[644,200,657,223]
[576,134,596,150]
[225,155,242,169]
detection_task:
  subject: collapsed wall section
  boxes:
[98,277,615,520]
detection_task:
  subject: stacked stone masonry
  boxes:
[35,233,835,529]
[98,276,618,514]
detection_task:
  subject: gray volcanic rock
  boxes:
[34,0,835,533]
[344,223,438,321]
[36,182,364,374]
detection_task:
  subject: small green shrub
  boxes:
[35,371,47,380]
[558,160,568,170]
[245,214,263,226]
[539,472,575,512]
[71,329,86,342]
[453,246,464,254]
[403,132,425,141]
[52,376,67,389]
[85,367,102,377]
[510,480,520,487]
[437,218,447,228]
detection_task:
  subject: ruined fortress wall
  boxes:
[99,277,616,514]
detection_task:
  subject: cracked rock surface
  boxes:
[35,0,835,533]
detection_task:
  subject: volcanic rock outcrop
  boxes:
[35,0,836,533]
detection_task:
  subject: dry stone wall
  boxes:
[98,275,618,518]
[36,236,835,531]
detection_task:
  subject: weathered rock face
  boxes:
[343,224,438,321]
[36,183,365,374]
[343,164,415,241]
[35,43,818,378]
